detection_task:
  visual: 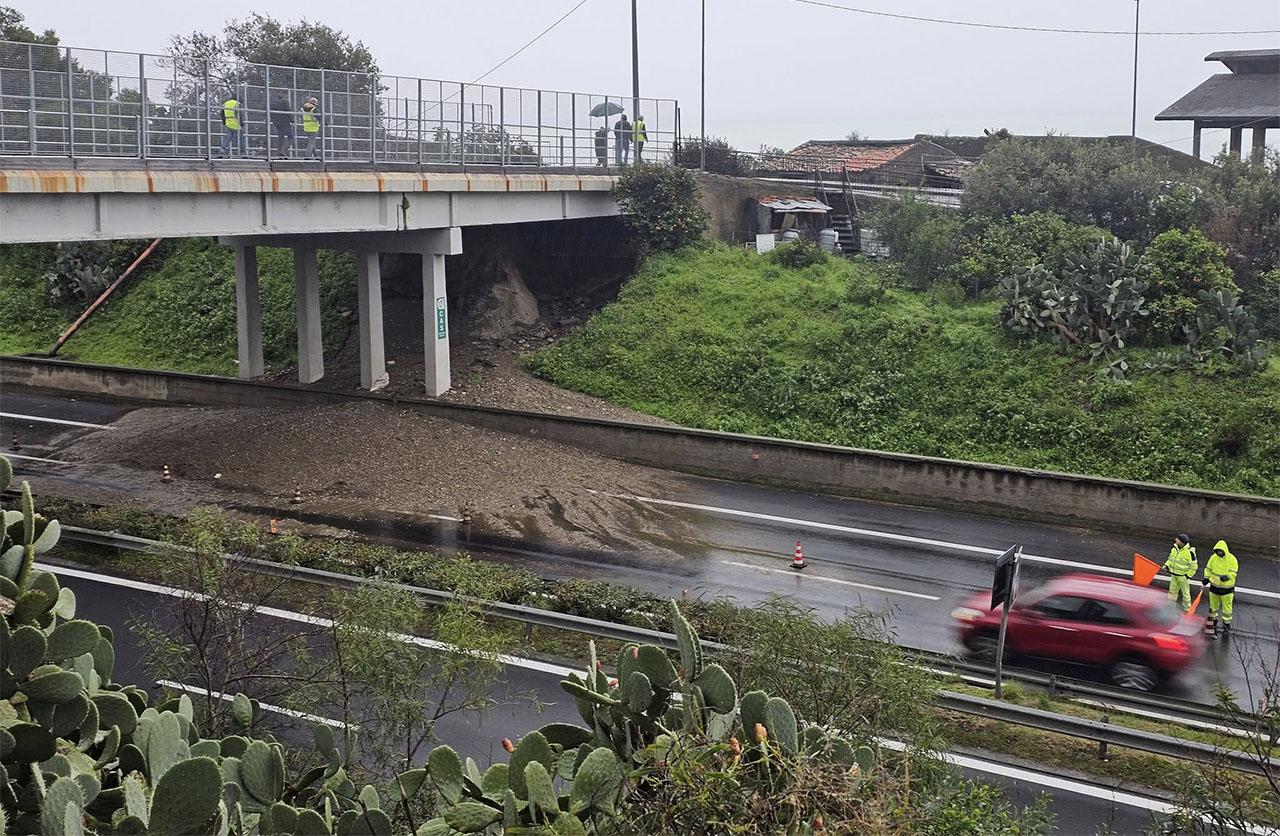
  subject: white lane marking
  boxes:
[4,453,68,465]
[606,493,1280,602]
[156,679,357,729]
[430,514,464,523]
[49,564,577,679]
[721,560,940,601]
[1,412,114,430]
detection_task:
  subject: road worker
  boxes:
[300,97,321,159]
[1162,533,1197,612]
[633,114,647,161]
[1202,539,1238,636]
[219,95,245,157]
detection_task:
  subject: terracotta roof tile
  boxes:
[776,141,915,173]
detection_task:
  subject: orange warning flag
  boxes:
[1132,553,1161,587]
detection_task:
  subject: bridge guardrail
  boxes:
[0,39,678,171]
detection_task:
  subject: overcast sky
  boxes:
[17,0,1280,156]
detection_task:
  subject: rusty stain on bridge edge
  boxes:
[0,170,616,195]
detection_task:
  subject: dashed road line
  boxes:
[720,559,940,600]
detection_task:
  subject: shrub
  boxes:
[1139,228,1238,343]
[43,239,150,306]
[768,237,828,269]
[868,196,962,289]
[613,163,709,252]
[1244,267,1280,340]
[950,212,1108,297]
[675,135,755,176]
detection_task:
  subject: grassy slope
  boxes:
[0,241,355,375]
[528,245,1280,496]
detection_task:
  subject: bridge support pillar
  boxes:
[233,243,264,379]
[356,251,389,391]
[294,246,324,384]
[422,252,451,396]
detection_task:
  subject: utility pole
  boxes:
[631,0,641,127]
[1130,0,1140,159]
[700,0,707,169]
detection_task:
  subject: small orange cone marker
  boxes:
[791,541,807,570]
[1132,553,1160,587]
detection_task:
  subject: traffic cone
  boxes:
[791,540,807,570]
[160,464,172,483]
[290,485,303,504]
[269,519,280,536]
[9,432,19,451]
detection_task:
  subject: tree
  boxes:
[950,212,1108,297]
[868,196,962,289]
[963,137,1175,243]
[170,14,379,75]
[676,135,754,176]
[0,6,57,44]
[614,163,709,252]
[1139,228,1238,343]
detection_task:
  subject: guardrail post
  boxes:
[570,92,576,173]
[65,46,74,159]
[459,85,466,168]
[369,82,376,164]
[1097,713,1110,761]
[265,65,273,163]
[416,77,423,167]
[319,69,327,164]
[203,61,212,162]
[138,53,148,160]
[536,90,542,168]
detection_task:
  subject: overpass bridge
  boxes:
[0,38,680,395]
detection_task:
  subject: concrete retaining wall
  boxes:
[4,356,1277,554]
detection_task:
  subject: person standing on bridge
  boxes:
[614,114,632,166]
[1202,539,1239,637]
[219,95,245,157]
[594,124,609,166]
[633,114,647,162]
[271,95,295,158]
[300,98,321,159]
[1163,533,1198,612]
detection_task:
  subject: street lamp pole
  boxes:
[1130,0,1140,159]
[631,0,640,127]
[700,0,707,170]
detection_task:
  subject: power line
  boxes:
[469,0,593,85]
[786,0,1280,36]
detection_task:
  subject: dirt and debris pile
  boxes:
[60,402,688,552]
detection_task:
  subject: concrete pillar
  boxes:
[233,243,264,379]
[1252,127,1267,164]
[1191,124,1202,160]
[422,252,451,396]
[293,246,324,384]
[356,251,388,391]
[1229,127,1243,157]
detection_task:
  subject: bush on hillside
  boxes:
[675,135,756,176]
[768,237,828,269]
[963,137,1174,243]
[1139,228,1238,343]
[1246,267,1280,340]
[614,163,709,253]
[43,239,149,305]
[950,212,1108,297]
[867,196,961,290]
[1194,151,1280,279]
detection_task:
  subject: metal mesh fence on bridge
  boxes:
[0,40,678,169]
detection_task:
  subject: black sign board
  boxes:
[990,545,1019,611]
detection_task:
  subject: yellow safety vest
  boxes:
[301,107,320,133]
[222,99,240,131]
[634,118,647,142]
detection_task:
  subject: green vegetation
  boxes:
[613,163,709,253]
[0,238,355,375]
[528,245,1280,495]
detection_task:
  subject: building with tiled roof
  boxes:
[1156,49,1279,162]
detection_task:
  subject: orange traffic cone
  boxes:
[1132,553,1160,587]
[791,541,807,570]
[269,519,280,536]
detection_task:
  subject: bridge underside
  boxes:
[1,169,621,397]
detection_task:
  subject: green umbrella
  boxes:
[589,101,624,118]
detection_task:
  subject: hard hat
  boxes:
[306,97,318,105]
[1176,533,1190,544]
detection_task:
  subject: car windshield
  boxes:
[1145,600,1183,628]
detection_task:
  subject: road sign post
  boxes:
[991,545,1022,699]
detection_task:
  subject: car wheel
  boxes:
[966,631,1001,663]
[1109,657,1158,691]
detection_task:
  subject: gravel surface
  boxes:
[56,402,688,553]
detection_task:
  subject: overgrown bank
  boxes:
[528,245,1280,496]
[0,239,355,375]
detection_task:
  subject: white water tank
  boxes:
[818,228,839,253]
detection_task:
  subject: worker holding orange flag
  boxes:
[1163,533,1198,612]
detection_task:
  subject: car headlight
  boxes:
[950,607,983,622]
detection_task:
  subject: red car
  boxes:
[951,573,1205,691]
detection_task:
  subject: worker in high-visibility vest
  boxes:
[300,97,321,159]
[219,96,245,157]
[1202,540,1239,637]
[1162,533,1197,612]
[633,114,647,162]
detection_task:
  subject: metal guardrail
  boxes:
[0,39,678,170]
[41,523,1275,776]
